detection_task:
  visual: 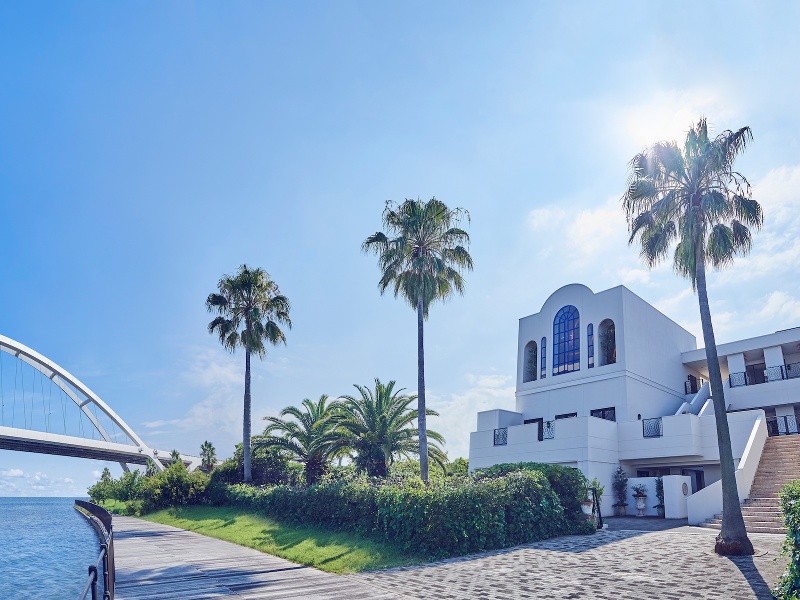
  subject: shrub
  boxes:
[220,466,592,559]
[472,462,589,522]
[612,466,628,506]
[141,461,209,513]
[774,479,800,599]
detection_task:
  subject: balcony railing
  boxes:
[684,378,706,395]
[543,420,555,440]
[494,428,508,446]
[729,362,800,387]
[766,415,799,437]
[642,417,663,438]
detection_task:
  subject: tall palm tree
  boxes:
[334,378,447,478]
[207,264,292,483]
[363,198,471,482]
[623,118,762,556]
[200,440,217,472]
[260,395,341,485]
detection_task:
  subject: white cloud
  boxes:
[427,373,516,461]
[615,87,740,151]
[0,468,23,477]
[758,291,800,324]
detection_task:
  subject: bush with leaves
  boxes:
[774,480,800,599]
[220,463,592,559]
[612,466,628,507]
[140,461,209,513]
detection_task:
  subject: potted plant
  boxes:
[580,480,594,516]
[611,466,628,517]
[632,483,648,517]
[654,476,665,518]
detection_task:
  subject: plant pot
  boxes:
[656,505,665,518]
[613,504,627,517]
[580,500,594,516]
[634,495,647,517]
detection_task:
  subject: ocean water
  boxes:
[0,497,100,599]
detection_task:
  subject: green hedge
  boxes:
[775,480,800,599]
[223,464,592,559]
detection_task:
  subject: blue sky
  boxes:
[1,2,799,495]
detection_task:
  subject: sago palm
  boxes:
[207,264,292,483]
[334,378,447,478]
[363,198,471,482]
[260,395,341,485]
[622,118,762,556]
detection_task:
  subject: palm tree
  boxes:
[260,395,342,485]
[200,441,217,472]
[622,118,762,556]
[207,264,292,483]
[334,378,447,478]
[363,198,471,482]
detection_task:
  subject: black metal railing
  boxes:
[684,378,706,395]
[590,486,603,529]
[729,362,800,387]
[642,417,663,438]
[494,427,508,446]
[543,420,555,440]
[75,500,115,600]
[766,415,799,437]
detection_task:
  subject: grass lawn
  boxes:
[140,505,424,574]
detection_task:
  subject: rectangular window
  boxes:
[555,412,577,420]
[587,323,594,368]
[590,407,616,422]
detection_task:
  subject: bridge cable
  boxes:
[12,358,17,428]
[40,370,49,433]
[1,350,4,426]
[60,386,67,435]
[21,359,27,429]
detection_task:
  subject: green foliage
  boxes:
[200,441,217,471]
[472,462,589,521]
[261,395,342,484]
[220,462,591,559]
[334,379,448,477]
[170,449,182,464]
[774,480,800,599]
[447,457,469,476]
[612,466,628,506]
[654,476,665,507]
[632,483,648,497]
[141,461,209,513]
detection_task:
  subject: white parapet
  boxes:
[686,411,767,525]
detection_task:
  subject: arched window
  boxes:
[553,305,580,375]
[588,323,594,368]
[523,341,538,383]
[540,337,546,379]
[598,319,616,366]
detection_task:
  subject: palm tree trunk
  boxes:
[243,348,252,483]
[417,290,429,484]
[695,242,753,556]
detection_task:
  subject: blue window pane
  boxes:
[553,305,580,376]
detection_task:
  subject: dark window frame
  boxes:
[555,412,577,420]
[553,305,580,376]
[590,407,616,422]
[587,323,594,368]
[540,337,547,379]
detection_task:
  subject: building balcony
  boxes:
[728,362,800,387]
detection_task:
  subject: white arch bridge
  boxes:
[0,334,201,472]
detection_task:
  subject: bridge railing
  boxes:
[74,500,115,600]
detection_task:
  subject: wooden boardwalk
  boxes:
[113,516,402,599]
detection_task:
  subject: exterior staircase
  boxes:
[699,435,800,534]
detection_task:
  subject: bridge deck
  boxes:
[113,516,401,599]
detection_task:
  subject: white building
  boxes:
[468,283,800,527]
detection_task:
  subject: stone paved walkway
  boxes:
[350,523,788,600]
